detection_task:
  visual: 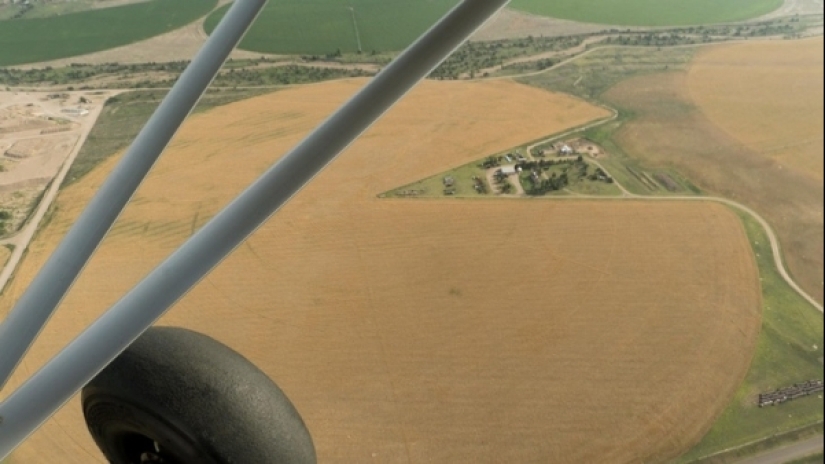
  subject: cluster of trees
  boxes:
[0,61,190,87]
[0,210,12,235]
[520,157,612,195]
[596,18,802,49]
[480,156,500,168]
[491,170,513,193]
[0,60,373,89]
[430,34,585,80]
[212,65,372,87]
[501,57,562,74]
[525,171,569,195]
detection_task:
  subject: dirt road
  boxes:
[0,91,117,292]
[735,435,824,464]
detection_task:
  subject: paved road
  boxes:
[736,435,823,464]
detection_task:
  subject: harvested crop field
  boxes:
[605,37,823,305]
[0,79,760,463]
[688,38,824,180]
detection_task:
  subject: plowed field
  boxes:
[0,79,760,463]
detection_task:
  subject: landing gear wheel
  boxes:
[81,326,316,464]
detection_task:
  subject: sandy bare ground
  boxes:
[757,0,824,20]
[471,8,609,41]
[0,90,113,290]
[0,79,761,463]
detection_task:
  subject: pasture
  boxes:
[0,79,761,462]
[509,0,782,26]
[203,0,460,55]
[0,0,216,67]
[603,37,824,305]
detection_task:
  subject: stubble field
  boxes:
[605,37,824,305]
[0,79,760,463]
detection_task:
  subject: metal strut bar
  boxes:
[0,0,270,392]
[0,0,511,458]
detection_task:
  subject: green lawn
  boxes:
[509,0,783,26]
[204,0,460,55]
[0,0,217,66]
[676,209,824,462]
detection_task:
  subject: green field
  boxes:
[0,0,216,67]
[204,0,459,55]
[509,0,783,26]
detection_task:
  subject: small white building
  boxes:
[61,107,89,116]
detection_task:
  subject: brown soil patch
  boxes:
[1,79,759,463]
[0,104,59,133]
[472,8,607,41]
[688,38,824,180]
[605,45,823,304]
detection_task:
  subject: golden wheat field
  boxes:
[0,79,760,463]
[606,38,823,305]
[688,37,824,180]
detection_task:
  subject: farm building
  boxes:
[61,107,89,116]
[500,165,517,175]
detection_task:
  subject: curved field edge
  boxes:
[203,0,459,55]
[677,207,824,463]
[0,0,217,67]
[1,80,761,463]
[508,0,783,27]
[508,40,822,459]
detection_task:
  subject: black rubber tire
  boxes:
[81,326,316,464]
